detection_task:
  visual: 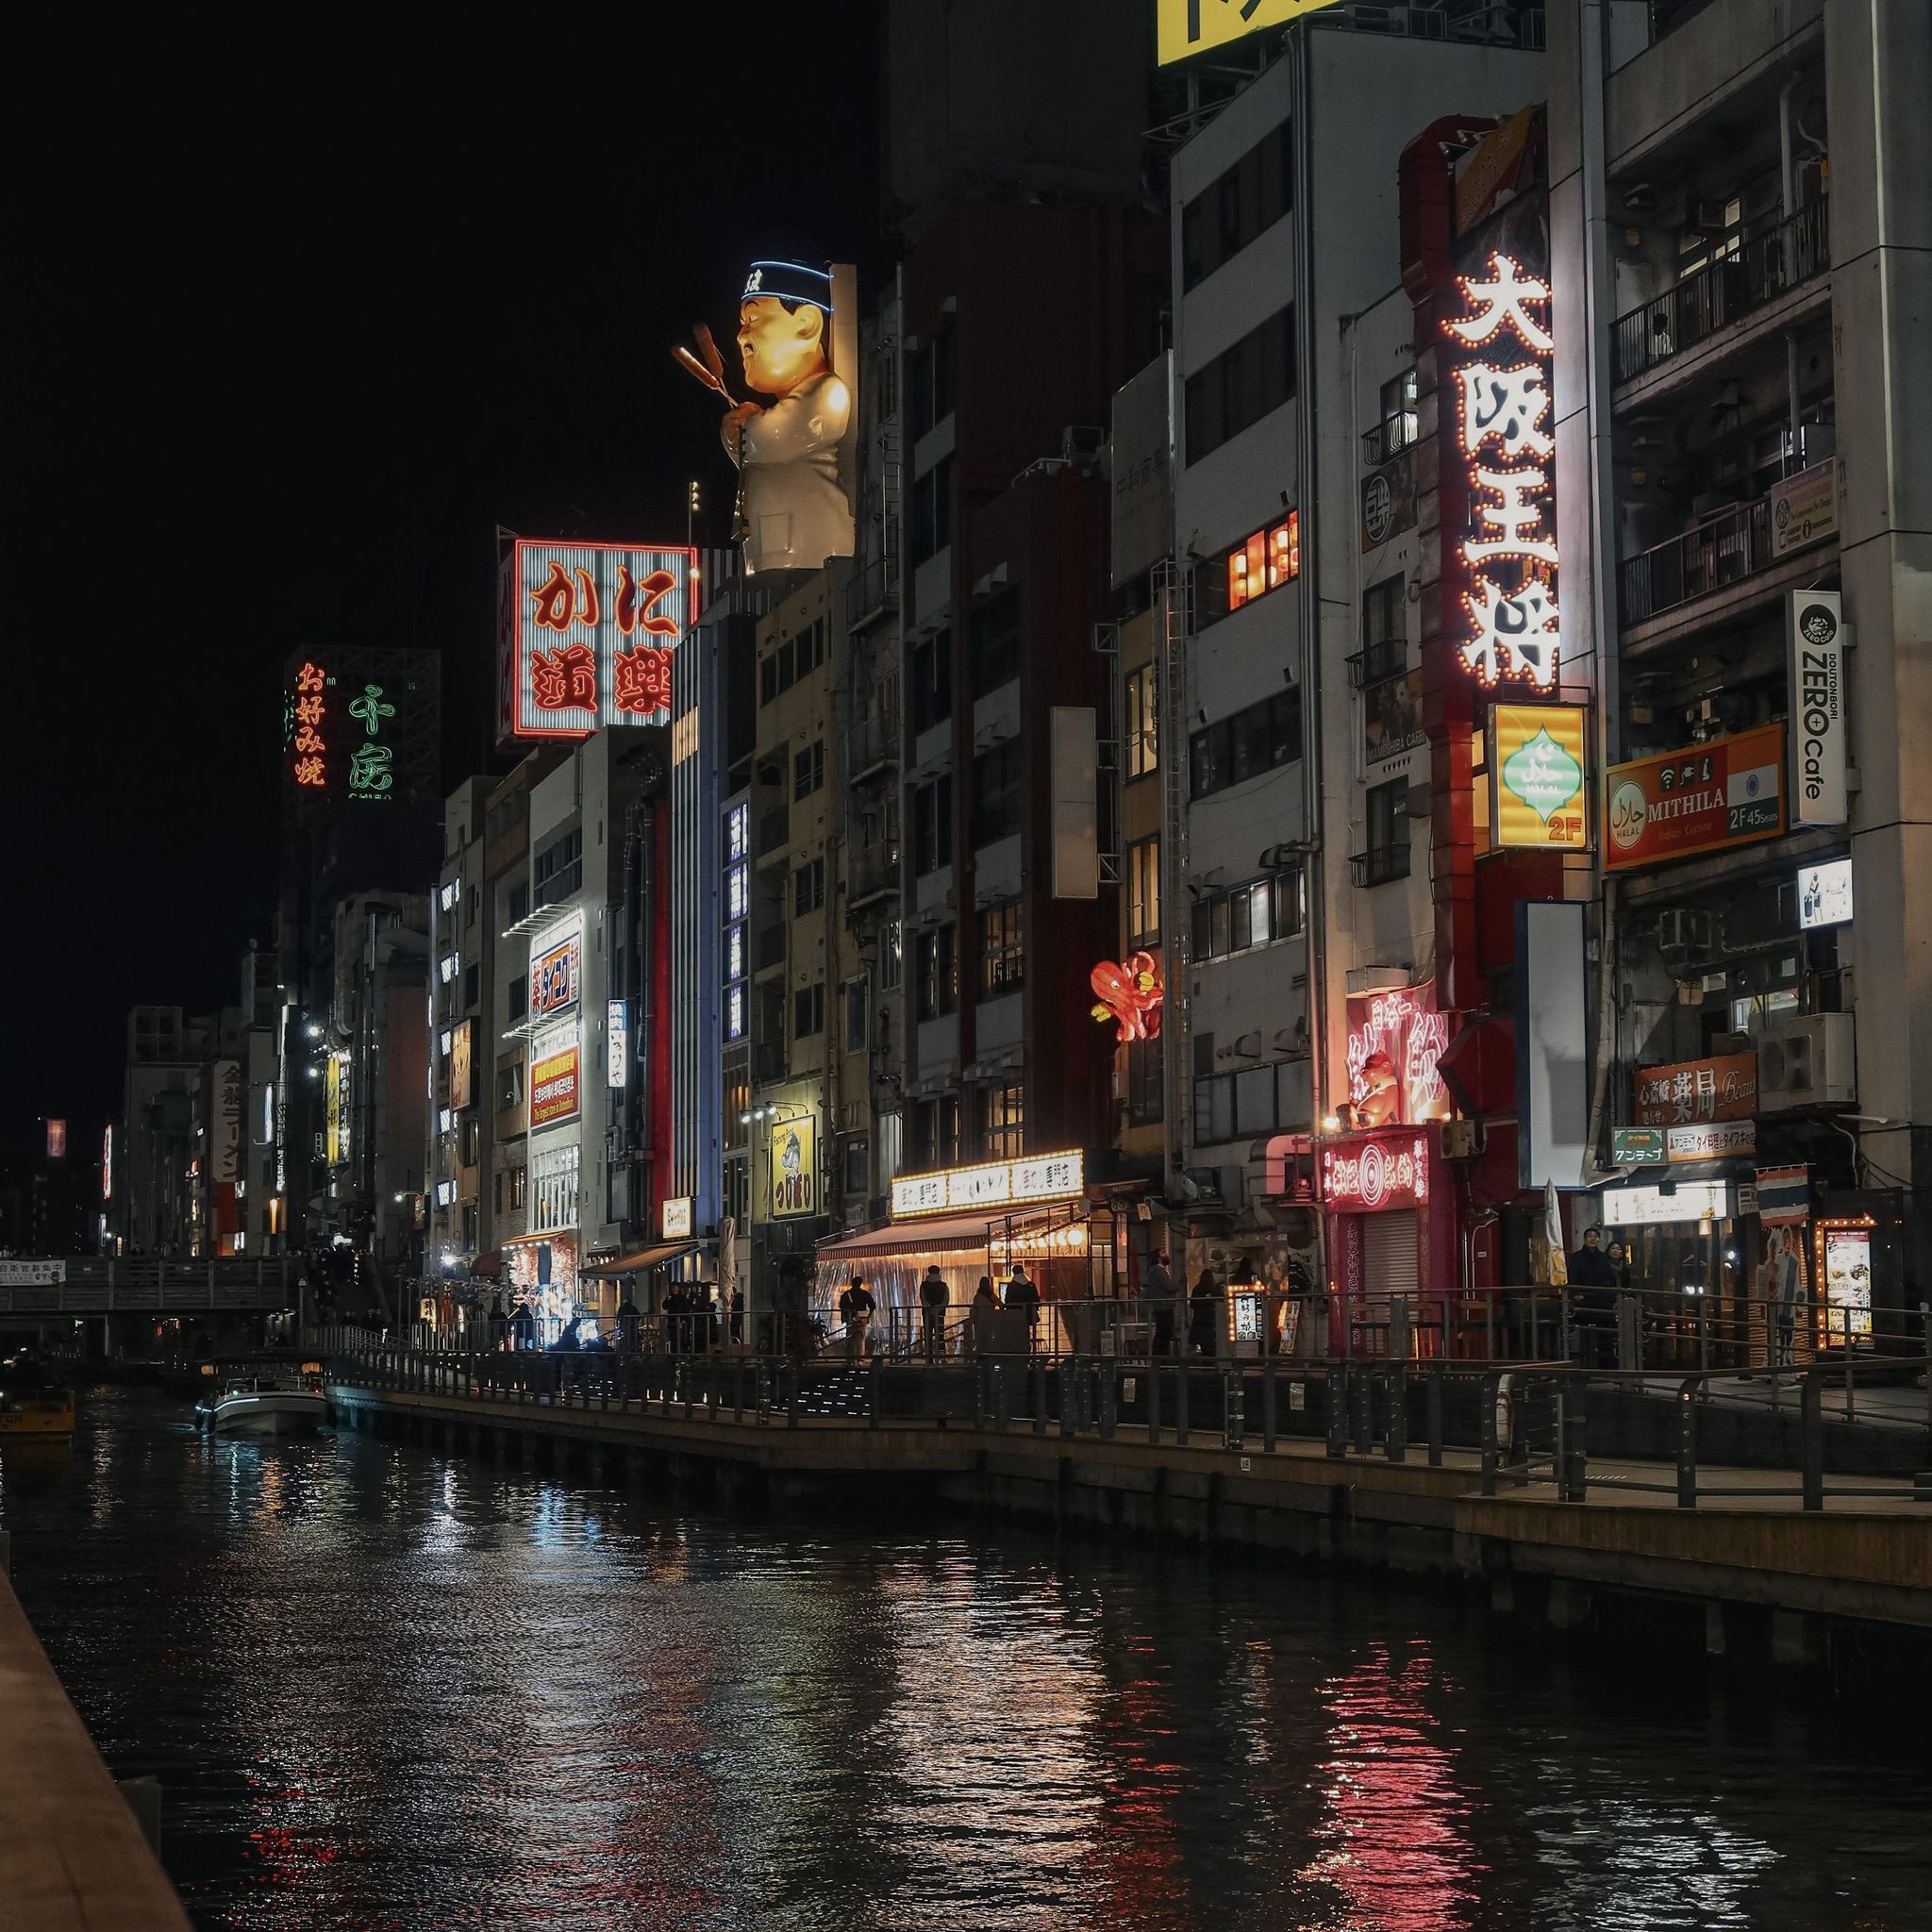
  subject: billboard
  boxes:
[770,1114,818,1219]
[450,1019,475,1110]
[890,1150,1086,1221]
[102,1124,112,1201]
[325,1055,349,1167]
[45,1119,66,1160]
[1491,705,1588,849]
[1634,1053,1757,1127]
[283,649,439,808]
[212,1058,242,1185]
[1604,724,1784,871]
[1157,0,1344,62]
[530,1043,581,1128]
[678,258,858,576]
[1344,983,1452,1128]
[507,540,697,740]
[1517,900,1590,1190]
[530,929,582,1021]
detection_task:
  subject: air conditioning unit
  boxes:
[1441,1120,1477,1159]
[1758,1011,1856,1109]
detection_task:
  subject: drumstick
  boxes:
[673,345,737,407]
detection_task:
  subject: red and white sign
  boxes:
[1634,1053,1757,1127]
[530,930,582,1021]
[508,540,695,739]
[530,1044,581,1128]
[1322,1130,1430,1213]
[1344,983,1452,1127]
[1441,253,1560,691]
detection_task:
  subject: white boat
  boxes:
[197,1375,330,1436]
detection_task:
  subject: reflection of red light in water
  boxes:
[1089,1658,1192,1927]
[1303,1645,1481,1931]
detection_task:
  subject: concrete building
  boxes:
[1160,12,1545,1314]
[1545,0,1932,1324]
[111,1006,213,1257]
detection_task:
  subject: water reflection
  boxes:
[4,1391,1931,1931]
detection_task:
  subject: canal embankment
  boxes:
[0,1539,191,1931]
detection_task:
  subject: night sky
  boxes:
[1,12,882,1165]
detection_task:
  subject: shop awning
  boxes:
[818,1213,1008,1259]
[580,1241,701,1277]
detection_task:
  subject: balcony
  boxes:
[1612,203,1829,387]
[848,552,899,628]
[1619,497,1778,626]
[756,804,790,860]
[846,711,900,782]
[848,841,900,909]
[1345,637,1407,691]
[1358,412,1417,469]
[1349,844,1411,889]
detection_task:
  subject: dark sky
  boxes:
[0,10,882,1163]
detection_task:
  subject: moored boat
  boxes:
[0,1357,75,1440]
[195,1372,330,1436]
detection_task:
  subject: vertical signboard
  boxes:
[1516,900,1589,1189]
[1787,591,1846,827]
[1490,705,1589,848]
[1050,707,1099,899]
[770,1115,818,1218]
[212,1059,242,1185]
[509,540,697,740]
[449,1020,475,1110]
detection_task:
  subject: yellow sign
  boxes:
[325,1055,347,1167]
[769,1115,817,1219]
[1491,705,1589,849]
[1158,0,1345,63]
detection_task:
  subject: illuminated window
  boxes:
[1225,511,1300,612]
[978,1084,1025,1160]
[1127,837,1161,945]
[439,952,459,985]
[725,924,746,983]
[726,862,749,922]
[880,920,903,991]
[439,879,460,913]
[727,803,749,862]
[915,924,958,1021]
[978,903,1024,996]
[725,984,746,1041]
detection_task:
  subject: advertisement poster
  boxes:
[1491,704,1588,848]
[770,1115,818,1219]
[530,929,582,1021]
[1635,1053,1757,1126]
[1605,724,1784,871]
[530,1043,581,1128]
[1820,1224,1874,1347]
[1365,669,1424,773]
[1798,858,1853,929]
[1344,983,1452,1128]
[1359,450,1417,552]
[325,1055,348,1168]
[449,1020,474,1110]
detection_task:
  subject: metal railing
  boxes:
[1619,495,1774,625]
[312,1321,1931,1515]
[847,841,900,907]
[1611,200,1830,385]
[846,713,899,780]
[1349,843,1411,888]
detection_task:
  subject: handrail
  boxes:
[1619,495,1774,625]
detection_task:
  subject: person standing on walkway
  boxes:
[840,1274,875,1363]
[1770,1228,1803,1368]
[919,1264,950,1364]
[1566,1226,1618,1369]
[968,1275,999,1356]
[1144,1248,1176,1357]
[729,1285,745,1348]
[1189,1267,1219,1357]
[1005,1262,1041,1351]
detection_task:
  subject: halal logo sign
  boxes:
[1502,726,1583,824]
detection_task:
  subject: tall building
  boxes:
[1545,0,1932,1324]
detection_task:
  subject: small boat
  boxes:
[196,1373,330,1436]
[0,1357,75,1440]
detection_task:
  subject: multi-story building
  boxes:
[1160,11,1545,1316]
[428,779,491,1267]
[1545,0,1932,1324]
[111,1005,213,1257]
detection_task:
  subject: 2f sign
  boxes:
[1157,0,1347,63]
[1787,591,1846,827]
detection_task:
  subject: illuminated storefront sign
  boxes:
[1090,952,1164,1042]
[1443,254,1560,691]
[1224,511,1299,612]
[1815,1216,1874,1349]
[212,1059,242,1185]
[607,1000,628,1088]
[1157,0,1344,62]
[530,929,582,1021]
[1787,591,1846,827]
[102,1124,113,1201]
[1667,1120,1756,1163]
[508,539,696,739]
[770,1115,818,1219]
[1321,1131,1430,1212]
[530,1042,581,1128]
[1634,1053,1757,1127]
[680,258,857,576]
[1343,984,1451,1128]
[1600,1179,1731,1226]
[285,659,409,802]
[890,1149,1087,1221]
[1491,705,1588,848]
[1605,725,1785,871]
[325,1055,349,1168]
[660,1196,694,1240]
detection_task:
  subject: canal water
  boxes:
[4,1387,1930,1931]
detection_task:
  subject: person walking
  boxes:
[1005,1262,1041,1351]
[1188,1267,1219,1357]
[839,1274,875,1364]
[1565,1225,1618,1370]
[1143,1248,1177,1358]
[919,1264,950,1364]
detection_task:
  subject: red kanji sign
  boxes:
[530,641,598,711]
[611,643,674,717]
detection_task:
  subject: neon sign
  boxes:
[1322,1131,1430,1212]
[1443,254,1559,691]
[1343,983,1451,1127]
[1090,951,1165,1042]
[530,930,582,1020]
[291,660,328,789]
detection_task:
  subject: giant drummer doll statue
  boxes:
[677,257,858,575]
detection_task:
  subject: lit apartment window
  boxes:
[1124,664,1158,778]
[978,903,1024,997]
[1225,511,1299,612]
[1127,837,1161,945]
[979,1083,1024,1160]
